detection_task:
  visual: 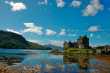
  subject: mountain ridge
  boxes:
[0,30,51,50]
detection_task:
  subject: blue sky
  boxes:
[0,0,110,46]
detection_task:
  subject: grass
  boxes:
[64,48,94,64]
[64,48,93,53]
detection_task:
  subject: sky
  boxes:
[0,0,110,47]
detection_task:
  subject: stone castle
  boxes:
[64,35,90,49]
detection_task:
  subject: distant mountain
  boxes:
[45,44,64,51]
[28,42,51,50]
[0,30,51,50]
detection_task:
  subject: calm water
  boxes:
[0,48,99,73]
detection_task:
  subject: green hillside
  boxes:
[0,30,51,50]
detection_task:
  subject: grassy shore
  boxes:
[64,48,93,63]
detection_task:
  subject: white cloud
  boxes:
[23,23,59,36]
[28,39,64,47]
[88,26,99,32]
[90,33,93,37]
[46,29,56,36]
[23,23,43,35]
[49,40,64,47]
[28,39,46,45]
[24,23,35,28]
[83,0,104,16]
[56,0,65,8]
[59,29,66,35]
[38,0,48,5]
[5,1,26,11]
[71,0,81,8]
[6,28,22,35]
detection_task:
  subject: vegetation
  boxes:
[64,48,93,54]
[64,48,94,69]
[0,30,51,50]
[28,42,51,50]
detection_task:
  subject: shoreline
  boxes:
[96,55,110,64]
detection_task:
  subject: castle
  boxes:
[64,35,90,49]
[64,35,110,55]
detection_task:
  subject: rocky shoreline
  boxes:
[0,63,40,73]
[0,56,23,65]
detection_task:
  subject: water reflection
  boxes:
[0,49,110,73]
[22,53,63,65]
[64,48,94,71]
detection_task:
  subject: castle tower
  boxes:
[77,36,89,48]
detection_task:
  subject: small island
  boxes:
[49,49,63,55]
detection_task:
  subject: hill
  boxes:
[45,44,63,51]
[0,30,51,50]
